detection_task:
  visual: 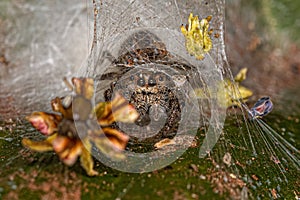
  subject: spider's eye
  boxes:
[148,76,156,86]
[159,75,164,82]
[130,75,135,81]
[137,78,146,87]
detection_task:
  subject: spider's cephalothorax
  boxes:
[100,30,191,143]
[114,30,171,67]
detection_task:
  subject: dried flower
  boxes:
[23,77,139,176]
[181,13,213,60]
[221,68,253,107]
[194,68,253,108]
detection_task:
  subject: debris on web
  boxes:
[181,13,213,60]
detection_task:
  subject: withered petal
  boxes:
[89,130,126,161]
[102,127,129,150]
[111,93,139,123]
[60,140,83,166]
[72,96,93,121]
[22,138,54,152]
[72,77,94,100]
[112,103,139,123]
[53,136,71,153]
[96,93,139,126]
[80,140,98,176]
[94,102,108,122]
[96,103,114,126]
[234,67,248,83]
[26,112,61,135]
[58,148,70,161]
[51,97,73,119]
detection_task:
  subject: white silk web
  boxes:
[81,0,299,198]
[0,0,298,198]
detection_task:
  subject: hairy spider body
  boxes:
[99,30,191,143]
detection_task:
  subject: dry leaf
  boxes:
[154,138,176,149]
